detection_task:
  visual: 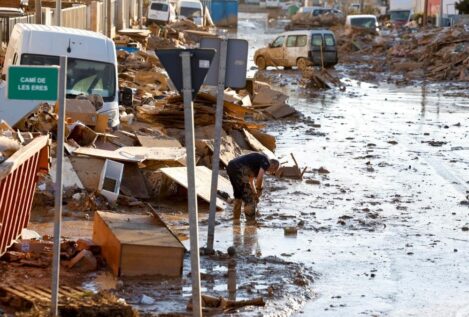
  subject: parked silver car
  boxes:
[254,29,338,70]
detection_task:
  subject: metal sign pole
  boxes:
[180,51,202,317]
[206,39,228,252]
[51,56,67,317]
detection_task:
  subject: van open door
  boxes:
[309,33,337,67]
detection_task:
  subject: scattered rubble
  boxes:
[286,12,345,30]
[335,26,469,83]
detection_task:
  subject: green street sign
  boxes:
[8,66,59,100]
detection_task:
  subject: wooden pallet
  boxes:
[0,283,134,316]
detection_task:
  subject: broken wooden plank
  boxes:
[0,283,133,314]
[73,147,142,162]
[264,103,297,119]
[147,203,187,251]
[197,92,256,119]
[242,129,276,159]
[160,166,233,209]
[248,130,276,152]
[203,136,243,167]
[137,135,182,148]
[195,124,227,140]
[118,146,186,165]
[73,146,186,165]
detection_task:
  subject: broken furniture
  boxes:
[92,211,185,277]
[0,135,50,256]
[276,153,306,180]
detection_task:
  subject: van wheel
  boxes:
[256,56,267,70]
[296,58,308,71]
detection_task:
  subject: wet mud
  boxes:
[9,12,469,317]
[227,13,469,317]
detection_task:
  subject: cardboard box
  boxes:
[61,100,97,126]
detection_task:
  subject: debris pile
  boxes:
[1,236,102,272]
[335,27,385,56]
[0,120,41,163]
[387,27,469,81]
[285,12,344,30]
[115,19,213,52]
[301,67,344,90]
[335,26,469,82]
[1,74,297,213]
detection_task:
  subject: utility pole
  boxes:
[35,0,42,24]
[423,0,428,27]
[439,0,444,27]
[360,0,364,13]
[106,0,112,37]
[55,0,61,26]
[138,0,143,29]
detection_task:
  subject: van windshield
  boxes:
[151,2,169,11]
[350,17,376,29]
[21,53,116,102]
[180,7,201,17]
[390,10,410,22]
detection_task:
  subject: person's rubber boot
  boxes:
[233,199,242,223]
[244,203,257,225]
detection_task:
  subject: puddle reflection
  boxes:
[232,224,260,256]
[228,259,237,300]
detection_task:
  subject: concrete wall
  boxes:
[3,0,130,43]
[61,5,87,29]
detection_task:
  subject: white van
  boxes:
[0,23,119,128]
[176,0,203,26]
[345,14,379,33]
[147,0,176,25]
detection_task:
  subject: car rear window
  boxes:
[311,34,323,46]
[324,34,335,46]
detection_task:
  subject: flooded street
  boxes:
[196,12,469,316]
[6,11,469,317]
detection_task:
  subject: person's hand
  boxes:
[252,192,260,204]
[256,187,263,198]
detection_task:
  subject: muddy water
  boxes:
[21,13,469,317]
[200,12,469,316]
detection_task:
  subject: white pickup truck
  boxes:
[0,23,120,128]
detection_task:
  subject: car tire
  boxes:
[256,56,267,70]
[296,58,308,71]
